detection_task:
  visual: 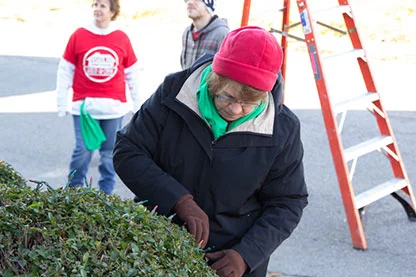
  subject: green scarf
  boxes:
[196,65,267,139]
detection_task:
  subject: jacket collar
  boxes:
[176,62,275,136]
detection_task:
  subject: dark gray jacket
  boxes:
[180,16,229,69]
[114,56,308,275]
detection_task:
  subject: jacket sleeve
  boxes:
[113,83,190,214]
[124,61,140,112]
[215,25,230,51]
[180,28,188,70]
[233,117,308,272]
[56,58,75,116]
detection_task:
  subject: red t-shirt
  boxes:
[192,30,202,41]
[63,28,137,102]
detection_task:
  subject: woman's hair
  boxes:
[109,0,120,21]
[208,71,267,103]
[92,0,120,20]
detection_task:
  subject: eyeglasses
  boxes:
[215,93,261,109]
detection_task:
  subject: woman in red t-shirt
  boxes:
[56,0,139,194]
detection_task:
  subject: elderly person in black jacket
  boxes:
[113,26,308,277]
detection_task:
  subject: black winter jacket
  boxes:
[113,55,308,274]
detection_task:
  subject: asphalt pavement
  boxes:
[1,52,415,277]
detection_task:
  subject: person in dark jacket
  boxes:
[181,0,229,69]
[113,26,308,277]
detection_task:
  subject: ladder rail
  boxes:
[240,0,252,27]
[280,0,291,82]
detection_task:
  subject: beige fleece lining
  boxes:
[176,63,275,136]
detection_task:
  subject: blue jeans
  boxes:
[68,115,123,194]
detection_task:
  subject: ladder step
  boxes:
[355,178,407,209]
[334,93,380,114]
[313,5,351,17]
[323,49,365,61]
[344,135,393,161]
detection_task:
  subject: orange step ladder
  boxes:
[241,0,416,250]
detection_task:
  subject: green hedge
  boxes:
[0,161,26,187]
[0,162,215,276]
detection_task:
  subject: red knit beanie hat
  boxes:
[212,26,283,92]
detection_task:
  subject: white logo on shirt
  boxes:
[83,46,119,83]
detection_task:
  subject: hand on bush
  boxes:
[205,249,247,277]
[173,194,209,248]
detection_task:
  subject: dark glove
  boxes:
[173,194,209,249]
[205,249,248,277]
